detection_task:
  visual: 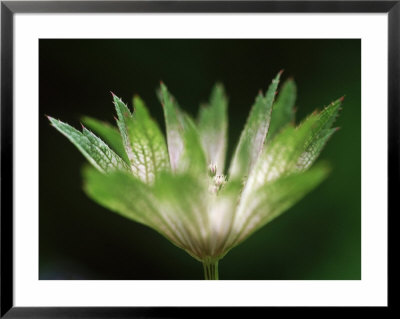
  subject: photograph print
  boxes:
[39,39,361,280]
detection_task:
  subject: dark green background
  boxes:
[39,39,361,280]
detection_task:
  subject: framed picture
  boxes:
[1,0,395,317]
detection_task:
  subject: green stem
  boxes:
[202,260,219,280]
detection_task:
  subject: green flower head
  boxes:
[48,71,342,279]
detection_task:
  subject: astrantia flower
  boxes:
[48,71,342,279]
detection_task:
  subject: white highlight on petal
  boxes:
[207,196,236,256]
[167,130,184,171]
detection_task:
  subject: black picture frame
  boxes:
[1,1,396,317]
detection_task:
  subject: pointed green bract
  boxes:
[231,163,330,248]
[159,83,185,171]
[248,118,318,188]
[298,127,336,170]
[112,94,135,167]
[296,98,342,170]
[159,83,207,176]
[198,83,228,174]
[180,115,208,176]
[229,71,281,180]
[82,166,184,248]
[113,93,132,141]
[267,78,296,142]
[83,166,156,227]
[245,97,341,190]
[124,96,170,183]
[81,116,129,164]
[48,117,130,173]
[111,94,170,182]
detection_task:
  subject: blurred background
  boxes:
[39,39,360,280]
